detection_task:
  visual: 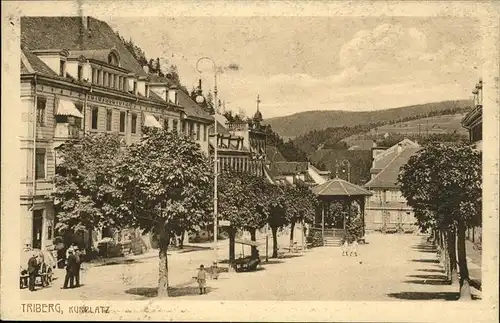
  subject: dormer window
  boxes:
[108,52,119,66]
[77,65,83,80]
[60,59,66,77]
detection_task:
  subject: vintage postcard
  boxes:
[1,0,499,322]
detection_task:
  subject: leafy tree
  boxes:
[218,171,268,260]
[398,142,481,300]
[284,183,318,248]
[53,133,123,248]
[261,183,288,258]
[166,65,181,84]
[113,127,213,297]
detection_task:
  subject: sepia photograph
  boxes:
[2,1,499,322]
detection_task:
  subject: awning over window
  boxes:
[143,113,162,128]
[56,99,84,118]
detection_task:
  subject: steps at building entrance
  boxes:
[323,237,343,247]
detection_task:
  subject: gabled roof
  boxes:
[266,146,287,163]
[21,49,58,76]
[268,162,309,177]
[461,105,482,128]
[372,138,420,170]
[177,90,212,122]
[149,74,176,85]
[312,178,372,197]
[148,91,169,105]
[365,146,422,189]
[209,120,231,135]
[21,16,147,77]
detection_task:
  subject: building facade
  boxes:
[20,16,212,251]
[462,79,483,245]
[208,96,268,177]
[364,139,420,233]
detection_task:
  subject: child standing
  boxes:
[350,239,359,256]
[341,240,349,256]
[197,265,207,294]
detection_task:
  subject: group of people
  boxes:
[61,244,82,289]
[341,239,359,256]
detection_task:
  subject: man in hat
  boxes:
[62,249,77,289]
[27,251,39,291]
[73,246,82,287]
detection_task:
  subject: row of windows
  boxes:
[373,212,414,224]
[183,121,207,141]
[370,190,406,203]
[90,67,131,92]
[90,107,136,134]
[34,95,208,142]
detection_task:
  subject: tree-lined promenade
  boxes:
[54,126,481,300]
[54,127,318,297]
[398,142,482,300]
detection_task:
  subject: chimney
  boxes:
[198,79,202,94]
[372,140,377,148]
[397,143,403,154]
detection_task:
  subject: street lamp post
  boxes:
[196,57,219,266]
[335,159,351,182]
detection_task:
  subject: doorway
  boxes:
[32,210,43,249]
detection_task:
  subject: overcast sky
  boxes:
[106,16,481,119]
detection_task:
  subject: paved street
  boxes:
[21,233,479,301]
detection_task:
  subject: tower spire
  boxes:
[252,94,263,123]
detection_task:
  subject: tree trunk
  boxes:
[179,231,185,249]
[289,222,296,249]
[249,228,258,258]
[271,226,278,258]
[228,227,236,269]
[446,227,458,285]
[157,222,170,298]
[457,221,472,300]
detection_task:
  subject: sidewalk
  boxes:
[465,239,482,291]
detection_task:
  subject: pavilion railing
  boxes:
[311,227,346,237]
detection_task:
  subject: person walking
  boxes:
[62,249,77,289]
[73,247,81,287]
[197,265,207,295]
[27,252,39,291]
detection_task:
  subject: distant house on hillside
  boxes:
[364,139,421,233]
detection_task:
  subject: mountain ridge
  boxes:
[265,100,473,139]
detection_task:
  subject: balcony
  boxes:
[227,122,249,132]
[55,123,81,140]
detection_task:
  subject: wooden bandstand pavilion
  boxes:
[311,178,372,244]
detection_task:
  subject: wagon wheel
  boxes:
[46,267,53,285]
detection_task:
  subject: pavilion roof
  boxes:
[312,177,372,197]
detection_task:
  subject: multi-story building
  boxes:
[462,79,483,151]
[364,139,421,233]
[20,16,212,251]
[208,95,268,177]
[462,79,483,245]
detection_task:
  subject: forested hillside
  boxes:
[291,106,470,155]
[266,100,472,139]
